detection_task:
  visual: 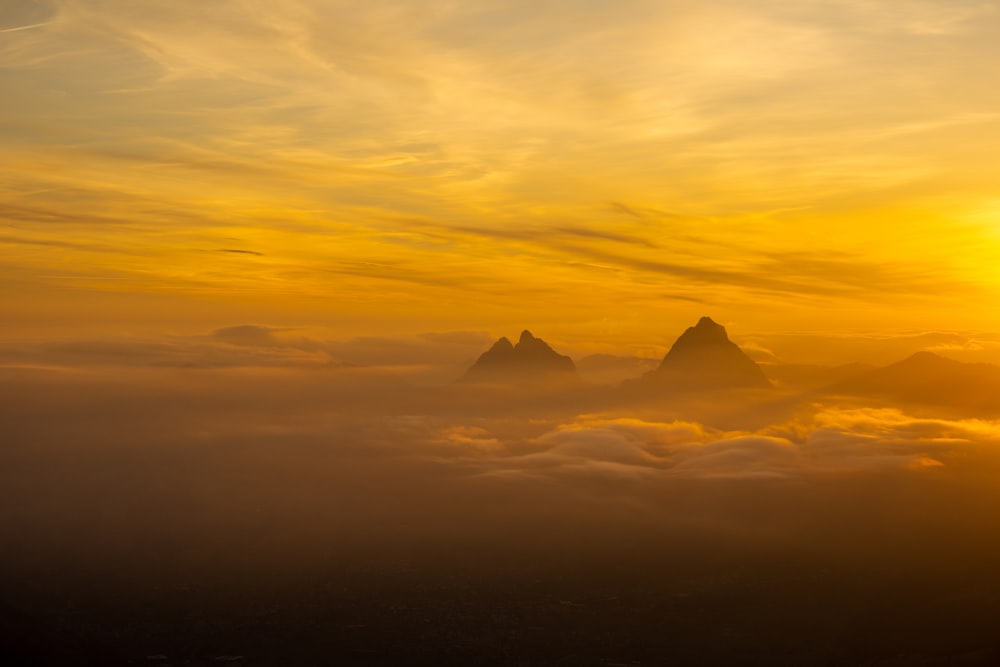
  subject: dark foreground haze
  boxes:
[4,355,1000,666]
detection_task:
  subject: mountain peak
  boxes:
[901,350,949,365]
[677,316,730,346]
[491,336,514,352]
[641,316,770,390]
[462,330,577,383]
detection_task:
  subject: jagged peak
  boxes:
[490,336,514,351]
[515,330,561,357]
[461,329,577,382]
[675,316,730,346]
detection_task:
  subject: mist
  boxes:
[4,334,1000,665]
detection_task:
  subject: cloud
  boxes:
[809,406,1000,442]
[0,327,337,370]
[3,0,1000,336]
[838,0,996,36]
[453,408,983,485]
[743,330,1000,366]
[4,354,1000,596]
[417,330,494,347]
[0,327,495,381]
[0,21,50,33]
[433,425,504,455]
[211,324,290,347]
[672,436,800,478]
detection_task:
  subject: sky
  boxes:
[4,0,1000,356]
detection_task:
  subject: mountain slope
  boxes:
[638,317,770,391]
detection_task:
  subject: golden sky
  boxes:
[3,0,1000,348]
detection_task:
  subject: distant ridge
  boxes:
[638,317,770,391]
[829,350,1000,409]
[461,330,577,382]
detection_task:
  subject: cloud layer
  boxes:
[4,358,999,583]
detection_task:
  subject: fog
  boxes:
[4,335,1000,665]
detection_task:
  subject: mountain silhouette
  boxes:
[637,317,770,391]
[461,330,577,382]
[829,350,1000,409]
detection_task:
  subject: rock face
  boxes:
[642,317,770,390]
[462,330,577,382]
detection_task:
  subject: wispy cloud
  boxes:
[0,21,50,33]
[218,248,264,256]
[2,0,999,336]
